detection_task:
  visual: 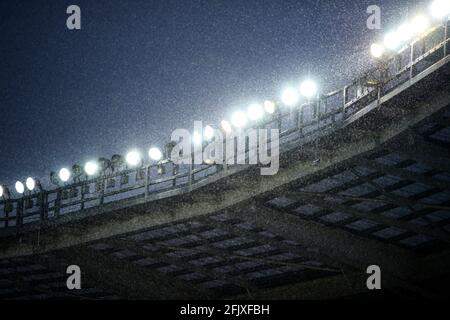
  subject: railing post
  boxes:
[39,192,48,222]
[16,199,23,230]
[55,190,61,218]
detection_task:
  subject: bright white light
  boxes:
[59,168,71,182]
[412,14,430,35]
[149,147,163,161]
[370,43,385,58]
[299,80,318,98]
[384,31,401,50]
[204,125,215,140]
[397,23,414,42]
[231,111,248,128]
[264,100,276,114]
[126,151,141,167]
[84,161,99,176]
[193,131,203,145]
[26,177,35,191]
[281,87,299,107]
[221,120,232,133]
[430,0,450,19]
[0,186,3,198]
[15,181,25,194]
[247,104,264,121]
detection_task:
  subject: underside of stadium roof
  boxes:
[1,31,450,300]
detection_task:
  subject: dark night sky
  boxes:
[0,0,428,187]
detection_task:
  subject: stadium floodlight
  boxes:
[383,31,401,50]
[204,125,215,141]
[221,120,232,133]
[125,150,141,167]
[430,0,450,19]
[412,14,430,35]
[26,177,36,191]
[370,43,385,58]
[193,131,203,145]
[15,181,25,194]
[84,161,99,176]
[264,100,276,114]
[247,103,264,121]
[397,22,414,42]
[299,80,318,98]
[281,87,299,107]
[0,185,9,199]
[231,111,248,128]
[148,147,163,161]
[59,168,71,182]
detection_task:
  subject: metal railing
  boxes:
[1,19,449,231]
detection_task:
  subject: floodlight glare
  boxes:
[193,131,203,145]
[430,0,450,19]
[59,168,71,182]
[26,177,36,191]
[281,87,299,107]
[0,186,3,198]
[204,125,215,140]
[397,23,414,42]
[84,161,99,176]
[383,31,401,50]
[370,43,385,58]
[148,147,163,161]
[264,100,276,114]
[412,14,430,35]
[221,120,232,133]
[299,80,318,98]
[15,181,25,194]
[231,111,248,128]
[247,104,264,121]
[125,151,141,167]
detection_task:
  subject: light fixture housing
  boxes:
[247,103,264,121]
[281,87,300,107]
[384,31,401,50]
[264,100,276,114]
[26,177,36,191]
[231,111,248,128]
[370,43,385,58]
[430,0,450,19]
[204,125,215,140]
[397,22,413,42]
[59,168,71,182]
[221,120,232,133]
[299,80,318,98]
[84,161,99,176]
[412,14,430,35]
[15,181,25,194]
[125,151,142,167]
[192,131,203,145]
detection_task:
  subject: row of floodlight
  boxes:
[370,0,450,58]
[0,78,318,199]
[0,147,165,198]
